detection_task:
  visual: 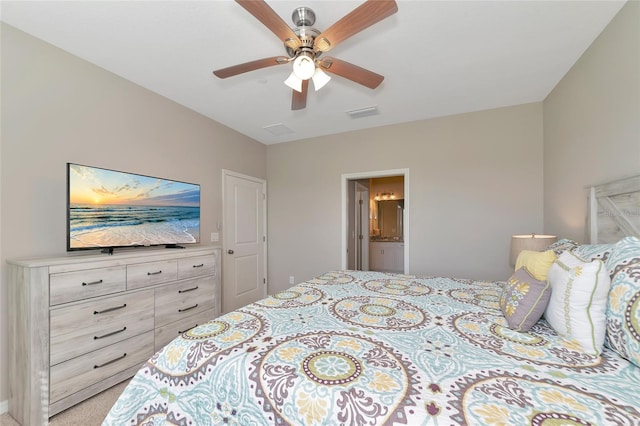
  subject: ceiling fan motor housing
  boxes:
[292,7,315,27]
[286,7,321,58]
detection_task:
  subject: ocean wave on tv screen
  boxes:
[69,204,200,248]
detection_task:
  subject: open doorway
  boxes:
[342,169,409,273]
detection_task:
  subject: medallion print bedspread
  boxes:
[103,271,640,425]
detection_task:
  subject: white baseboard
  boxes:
[0,399,8,414]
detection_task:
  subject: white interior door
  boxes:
[356,183,369,270]
[222,170,266,313]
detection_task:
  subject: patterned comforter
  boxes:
[103,271,640,425]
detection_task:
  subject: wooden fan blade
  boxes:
[292,80,309,110]
[236,0,301,49]
[319,57,384,89]
[313,0,398,53]
[213,56,288,79]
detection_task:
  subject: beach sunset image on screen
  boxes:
[68,164,200,249]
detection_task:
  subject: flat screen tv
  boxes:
[67,163,200,252]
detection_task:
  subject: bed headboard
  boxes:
[588,175,640,243]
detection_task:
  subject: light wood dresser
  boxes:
[7,246,221,425]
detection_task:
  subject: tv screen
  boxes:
[67,163,200,251]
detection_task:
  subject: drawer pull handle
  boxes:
[82,279,103,286]
[94,326,127,340]
[193,263,204,268]
[178,303,199,313]
[178,286,199,294]
[147,270,162,276]
[94,353,127,369]
[94,303,127,315]
[178,324,198,334]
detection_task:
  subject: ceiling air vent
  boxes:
[263,123,295,136]
[345,105,379,119]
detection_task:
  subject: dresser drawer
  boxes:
[178,254,217,279]
[155,276,215,327]
[50,266,126,306]
[50,290,154,366]
[154,308,216,351]
[49,331,154,404]
[127,260,177,290]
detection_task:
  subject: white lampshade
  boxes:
[284,72,303,92]
[311,67,331,91]
[510,233,557,266]
[292,53,316,80]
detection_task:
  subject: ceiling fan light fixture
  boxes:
[292,52,316,80]
[311,67,331,91]
[284,72,303,92]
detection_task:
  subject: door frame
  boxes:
[341,168,410,272]
[221,169,268,312]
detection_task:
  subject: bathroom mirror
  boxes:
[375,200,404,240]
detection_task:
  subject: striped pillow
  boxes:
[544,251,611,356]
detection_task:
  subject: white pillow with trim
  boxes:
[544,251,611,356]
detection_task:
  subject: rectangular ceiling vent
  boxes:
[263,123,295,136]
[346,105,379,119]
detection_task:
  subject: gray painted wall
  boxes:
[543,1,640,242]
[266,102,544,292]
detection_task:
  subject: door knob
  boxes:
[227,249,234,254]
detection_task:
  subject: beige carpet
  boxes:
[0,379,129,426]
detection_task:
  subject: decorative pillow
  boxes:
[574,243,615,264]
[544,251,611,356]
[500,267,551,332]
[545,238,579,256]
[515,250,556,281]
[602,236,640,367]
[605,236,640,278]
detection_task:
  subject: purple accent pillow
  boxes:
[500,267,551,332]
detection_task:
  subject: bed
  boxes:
[103,177,640,425]
[103,269,640,425]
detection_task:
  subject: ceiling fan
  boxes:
[213,0,398,110]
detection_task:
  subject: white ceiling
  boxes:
[1,0,626,145]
